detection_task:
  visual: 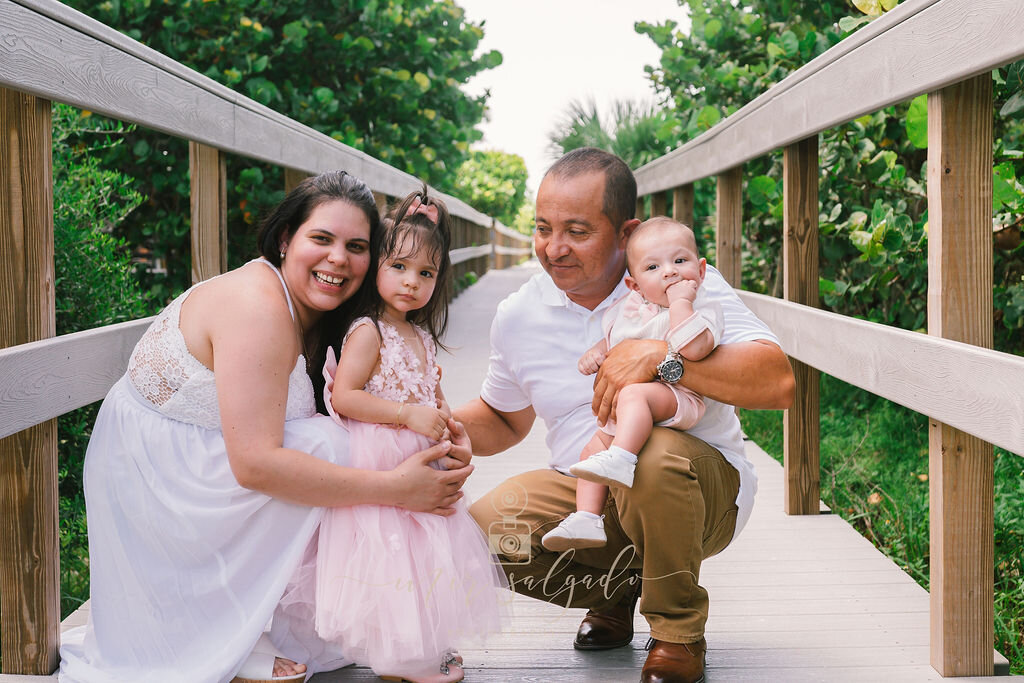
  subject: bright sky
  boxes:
[457,0,691,197]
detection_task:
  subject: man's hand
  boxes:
[592,338,666,425]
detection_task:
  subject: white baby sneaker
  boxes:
[570,449,636,488]
[541,512,607,552]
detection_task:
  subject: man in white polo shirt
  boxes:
[456,148,794,683]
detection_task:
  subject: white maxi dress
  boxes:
[59,259,351,682]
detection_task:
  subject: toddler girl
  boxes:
[315,190,506,682]
[542,217,724,551]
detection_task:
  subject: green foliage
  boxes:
[51,103,156,617]
[453,150,529,226]
[512,202,536,236]
[740,375,1024,674]
[53,105,152,334]
[62,0,502,295]
[639,0,1024,353]
[547,99,681,169]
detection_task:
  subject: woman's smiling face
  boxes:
[279,199,372,329]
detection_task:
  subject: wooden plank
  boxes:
[715,166,742,287]
[926,74,994,677]
[189,141,227,284]
[782,137,820,515]
[0,0,495,229]
[635,195,645,221]
[634,0,1024,194]
[0,86,58,675]
[736,293,1024,457]
[450,245,492,266]
[283,168,309,194]
[651,190,666,217]
[0,318,151,440]
[672,183,694,228]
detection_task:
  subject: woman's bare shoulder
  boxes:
[179,261,297,364]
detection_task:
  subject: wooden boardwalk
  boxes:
[13,262,1013,682]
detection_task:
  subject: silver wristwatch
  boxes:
[656,351,684,383]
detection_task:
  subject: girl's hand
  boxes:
[403,404,450,440]
[667,280,699,304]
[578,347,607,375]
[391,441,474,516]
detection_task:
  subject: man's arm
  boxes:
[454,398,536,457]
[592,338,795,425]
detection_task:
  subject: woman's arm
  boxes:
[199,269,470,514]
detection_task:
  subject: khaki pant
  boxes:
[470,427,739,644]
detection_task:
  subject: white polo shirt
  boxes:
[480,265,780,540]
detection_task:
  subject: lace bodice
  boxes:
[343,317,439,406]
[126,261,315,429]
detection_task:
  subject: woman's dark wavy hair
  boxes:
[256,170,381,413]
[367,185,452,350]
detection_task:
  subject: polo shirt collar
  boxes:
[537,272,630,313]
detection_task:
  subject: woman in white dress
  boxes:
[58,171,474,683]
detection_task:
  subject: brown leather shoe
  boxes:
[641,637,706,683]
[573,577,641,650]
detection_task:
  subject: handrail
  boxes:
[630,0,1022,676]
[634,0,1024,194]
[0,0,491,225]
[738,292,1024,456]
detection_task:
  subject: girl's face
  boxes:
[376,234,439,321]
[625,223,706,307]
[279,199,372,330]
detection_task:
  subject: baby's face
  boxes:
[626,223,705,307]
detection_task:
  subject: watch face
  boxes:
[659,360,683,383]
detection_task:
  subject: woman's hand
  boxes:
[438,418,472,470]
[402,404,450,440]
[389,441,474,516]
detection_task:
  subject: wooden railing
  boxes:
[0,0,531,675]
[633,0,1024,676]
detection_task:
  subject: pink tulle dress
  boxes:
[314,317,507,678]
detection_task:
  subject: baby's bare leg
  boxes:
[612,382,679,455]
[576,431,613,515]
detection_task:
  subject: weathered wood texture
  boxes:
[926,75,995,677]
[0,0,491,228]
[189,142,227,283]
[0,319,151,440]
[634,0,1024,194]
[782,137,820,515]
[737,292,1024,458]
[672,184,694,229]
[283,167,309,194]
[0,86,59,675]
[715,166,742,287]
[651,191,666,217]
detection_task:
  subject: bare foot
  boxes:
[273,657,306,677]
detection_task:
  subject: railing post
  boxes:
[283,167,309,194]
[926,74,994,677]
[651,191,667,218]
[373,191,388,217]
[673,184,694,229]
[188,142,227,283]
[715,166,743,286]
[636,195,646,221]
[0,87,60,675]
[782,136,821,515]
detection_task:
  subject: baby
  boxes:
[542,217,724,551]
